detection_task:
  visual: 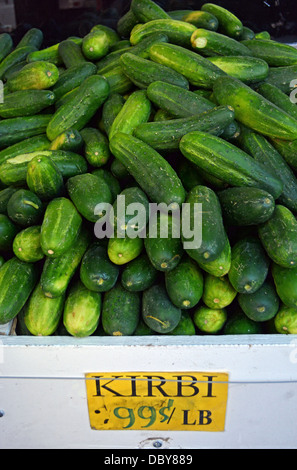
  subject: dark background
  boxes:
[11,0,297,46]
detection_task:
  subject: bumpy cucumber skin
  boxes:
[52,62,97,101]
[102,283,141,336]
[108,236,143,265]
[274,305,297,334]
[121,253,158,292]
[130,19,197,47]
[258,205,297,269]
[7,189,43,227]
[120,52,190,90]
[191,29,252,57]
[0,90,56,118]
[24,283,65,336]
[110,132,186,208]
[179,131,283,199]
[13,225,44,263]
[263,64,297,94]
[131,0,170,22]
[26,155,64,201]
[201,3,243,38]
[80,242,119,293]
[40,197,82,258]
[182,185,227,265]
[7,61,59,92]
[142,284,181,334]
[101,93,125,136]
[213,76,297,141]
[82,30,109,61]
[0,33,13,62]
[217,187,275,226]
[238,280,279,322]
[0,45,37,80]
[80,127,110,168]
[165,256,204,309]
[202,273,237,309]
[208,56,269,83]
[0,257,38,325]
[193,305,227,334]
[67,173,112,223]
[46,75,110,141]
[149,42,226,89]
[228,236,270,294]
[257,82,297,121]
[0,115,52,149]
[134,105,235,151]
[63,280,101,337]
[272,263,297,309]
[41,226,90,298]
[241,39,297,67]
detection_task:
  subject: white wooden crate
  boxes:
[1,334,297,449]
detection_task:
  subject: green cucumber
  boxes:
[228,236,270,294]
[0,115,52,149]
[7,189,43,227]
[0,45,37,80]
[165,255,204,309]
[238,127,297,213]
[0,257,38,325]
[109,89,151,141]
[80,242,119,293]
[110,186,149,235]
[191,29,252,56]
[109,132,186,207]
[257,82,297,121]
[197,235,231,277]
[207,56,269,83]
[110,40,131,52]
[80,127,110,167]
[52,62,97,101]
[263,64,297,94]
[100,65,133,95]
[0,149,87,187]
[7,61,59,91]
[0,90,55,119]
[193,305,227,334]
[239,26,255,40]
[274,305,297,334]
[168,311,196,336]
[146,80,215,118]
[117,9,139,38]
[0,135,51,164]
[177,159,205,192]
[58,40,87,68]
[238,280,279,322]
[142,283,181,334]
[272,263,297,309]
[213,76,297,141]
[218,187,275,226]
[241,39,297,66]
[40,226,90,298]
[183,10,218,30]
[92,169,121,203]
[16,28,43,50]
[24,283,65,336]
[82,30,109,61]
[131,0,170,22]
[49,129,83,152]
[102,282,141,336]
[133,105,235,151]
[13,225,44,262]
[26,155,64,201]
[0,214,19,250]
[121,253,158,292]
[91,25,120,47]
[46,75,110,141]
[101,93,125,136]
[0,187,18,214]
[179,131,283,199]
[201,3,243,38]
[149,42,226,89]
[27,43,62,65]
[130,19,196,47]
[40,197,82,258]
[96,47,132,75]
[182,185,227,264]
[202,273,237,309]
[108,235,143,265]
[255,31,271,39]
[145,212,183,272]
[223,310,262,334]
[66,173,112,223]
[120,52,189,90]
[167,10,193,21]
[0,33,13,62]
[258,205,297,268]
[63,280,101,337]
[270,138,297,172]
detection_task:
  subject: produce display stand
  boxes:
[1,332,297,449]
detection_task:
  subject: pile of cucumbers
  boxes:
[1,0,297,337]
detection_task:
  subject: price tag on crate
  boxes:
[85,372,229,431]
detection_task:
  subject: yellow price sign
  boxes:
[85,372,229,431]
